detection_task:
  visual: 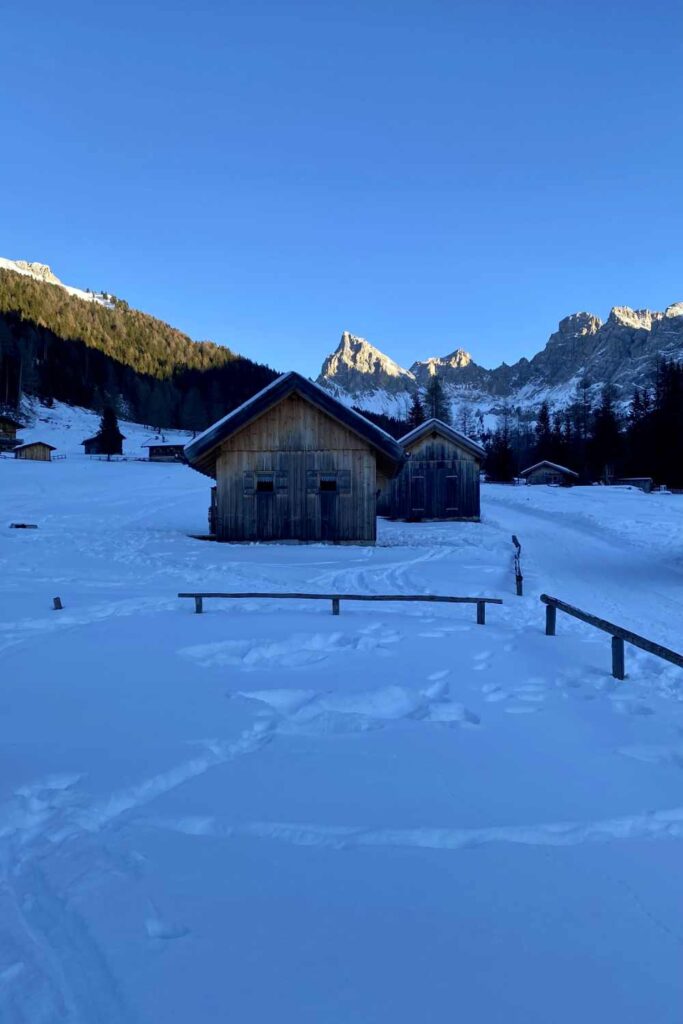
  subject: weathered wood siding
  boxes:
[214,395,377,543]
[14,443,53,462]
[526,468,573,486]
[389,432,481,520]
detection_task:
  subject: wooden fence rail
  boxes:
[540,593,683,680]
[178,592,503,624]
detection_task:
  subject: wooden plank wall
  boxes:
[387,434,481,520]
[215,395,378,542]
[15,444,52,462]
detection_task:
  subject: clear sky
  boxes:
[2,0,682,376]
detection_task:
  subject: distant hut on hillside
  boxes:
[520,460,579,486]
[184,372,405,543]
[14,442,56,462]
[144,444,186,463]
[0,414,24,452]
[82,430,125,456]
[383,419,485,521]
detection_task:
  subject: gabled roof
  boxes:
[14,441,56,451]
[0,413,23,429]
[184,372,406,479]
[82,432,126,445]
[399,418,486,460]
[520,460,579,478]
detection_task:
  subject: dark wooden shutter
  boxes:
[306,470,319,493]
[446,474,458,511]
[338,470,351,494]
[243,471,255,496]
[275,471,288,492]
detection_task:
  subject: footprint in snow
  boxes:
[145,901,189,941]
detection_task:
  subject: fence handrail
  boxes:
[540,593,683,677]
[178,591,503,624]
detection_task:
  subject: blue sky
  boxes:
[2,0,682,376]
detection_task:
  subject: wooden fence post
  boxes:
[332,598,340,616]
[612,636,625,680]
[545,603,556,636]
[476,601,486,625]
[194,596,203,614]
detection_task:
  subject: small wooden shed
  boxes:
[14,442,56,462]
[144,444,186,462]
[521,461,579,486]
[384,419,485,521]
[184,372,405,543]
[0,414,24,452]
[82,432,125,456]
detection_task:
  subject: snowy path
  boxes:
[2,461,683,1022]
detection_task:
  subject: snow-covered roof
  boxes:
[399,418,486,460]
[13,441,56,451]
[520,460,579,478]
[184,371,406,479]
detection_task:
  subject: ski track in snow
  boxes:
[147,804,683,854]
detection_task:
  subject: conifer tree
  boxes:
[407,391,426,429]
[425,373,451,423]
[98,405,123,456]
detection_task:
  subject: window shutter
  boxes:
[243,471,255,496]
[307,470,319,493]
[275,472,288,492]
[338,470,351,494]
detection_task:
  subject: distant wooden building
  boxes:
[521,460,579,486]
[383,419,485,521]
[144,444,186,462]
[0,414,24,452]
[82,432,125,456]
[184,372,405,543]
[14,442,56,462]
[615,476,653,493]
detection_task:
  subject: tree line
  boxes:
[482,362,683,488]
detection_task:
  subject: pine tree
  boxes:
[588,385,622,482]
[425,373,451,423]
[97,405,123,456]
[407,391,426,429]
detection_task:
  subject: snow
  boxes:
[1,442,683,1022]
[13,399,194,456]
[0,257,113,307]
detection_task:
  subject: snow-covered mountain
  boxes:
[0,257,112,306]
[317,305,683,422]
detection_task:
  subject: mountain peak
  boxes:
[317,332,416,396]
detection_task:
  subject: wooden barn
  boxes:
[13,442,56,462]
[144,444,186,462]
[0,414,24,452]
[184,372,405,543]
[383,419,485,521]
[521,460,579,486]
[82,430,125,456]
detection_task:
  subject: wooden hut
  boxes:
[184,372,405,543]
[385,419,485,521]
[82,431,125,456]
[13,442,56,462]
[144,444,186,462]
[520,460,579,486]
[0,414,24,452]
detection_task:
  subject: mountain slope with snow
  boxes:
[0,257,112,306]
[317,304,683,421]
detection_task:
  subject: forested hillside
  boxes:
[0,269,277,429]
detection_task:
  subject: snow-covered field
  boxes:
[2,449,683,1022]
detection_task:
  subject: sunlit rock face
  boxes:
[317,302,683,420]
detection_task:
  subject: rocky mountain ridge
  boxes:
[317,304,683,420]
